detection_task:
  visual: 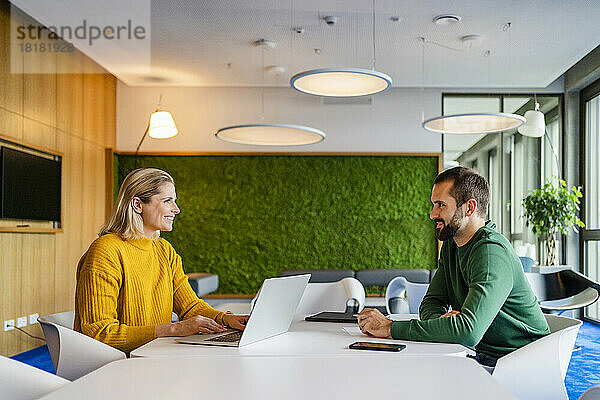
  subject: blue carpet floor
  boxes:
[10,344,55,374]
[10,322,600,399]
[565,322,600,399]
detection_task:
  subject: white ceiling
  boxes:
[11,0,600,88]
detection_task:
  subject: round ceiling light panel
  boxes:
[422,113,526,134]
[290,68,392,97]
[215,124,325,146]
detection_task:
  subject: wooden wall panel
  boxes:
[0,0,116,356]
[54,133,84,313]
[0,234,22,355]
[21,234,55,352]
[56,46,84,137]
[83,74,106,145]
[93,145,107,233]
[22,20,57,127]
[0,108,23,141]
[82,141,101,245]
[0,1,23,116]
[104,78,117,149]
[23,119,56,152]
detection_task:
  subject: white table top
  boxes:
[131,316,468,358]
[40,355,516,400]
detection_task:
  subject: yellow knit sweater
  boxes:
[74,233,221,353]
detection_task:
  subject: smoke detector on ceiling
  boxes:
[323,16,338,25]
[253,39,276,49]
[433,14,462,25]
[461,34,483,49]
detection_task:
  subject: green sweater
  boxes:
[391,221,550,358]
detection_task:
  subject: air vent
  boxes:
[433,14,462,25]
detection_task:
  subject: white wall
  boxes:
[116,84,443,153]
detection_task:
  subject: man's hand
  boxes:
[357,308,392,338]
[156,315,227,337]
[224,314,249,331]
[441,310,460,318]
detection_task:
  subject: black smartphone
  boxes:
[348,341,406,352]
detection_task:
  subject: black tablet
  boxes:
[305,311,358,323]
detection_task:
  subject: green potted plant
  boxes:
[522,179,584,266]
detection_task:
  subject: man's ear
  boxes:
[131,197,143,214]
[464,198,478,217]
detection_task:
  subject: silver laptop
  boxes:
[175,274,310,347]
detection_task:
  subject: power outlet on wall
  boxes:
[16,316,27,328]
[3,320,15,331]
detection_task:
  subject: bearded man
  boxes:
[357,167,549,367]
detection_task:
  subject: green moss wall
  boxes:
[116,155,439,294]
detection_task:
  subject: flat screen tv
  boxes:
[0,146,61,222]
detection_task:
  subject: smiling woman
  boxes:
[131,179,180,237]
[73,168,248,353]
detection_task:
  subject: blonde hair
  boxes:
[99,168,175,240]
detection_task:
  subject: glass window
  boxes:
[542,117,561,187]
[585,95,600,229]
[582,87,600,323]
[585,241,599,321]
[442,96,500,171]
[442,94,563,264]
[488,148,500,225]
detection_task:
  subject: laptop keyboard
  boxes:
[206,331,243,343]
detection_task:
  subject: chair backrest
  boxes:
[386,276,430,314]
[492,314,582,400]
[429,268,437,282]
[41,310,75,329]
[38,311,126,381]
[519,256,536,272]
[280,269,355,283]
[526,270,599,302]
[355,268,430,287]
[295,277,365,314]
[525,270,600,314]
[545,314,583,378]
[1,355,68,400]
[580,385,600,400]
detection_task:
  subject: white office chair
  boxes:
[385,276,430,314]
[491,314,582,400]
[295,277,366,315]
[38,311,126,381]
[580,385,600,400]
[0,355,69,400]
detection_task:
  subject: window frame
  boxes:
[441,93,565,260]
[579,78,600,325]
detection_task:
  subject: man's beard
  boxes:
[434,207,464,241]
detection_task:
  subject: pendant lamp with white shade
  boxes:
[147,111,178,139]
[423,113,525,134]
[422,23,525,135]
[134,95,178,167]
[215,39,326,146]
[290,0,392,97]
[518,100,561,176]
[517,102,545,138]
[215,124,325,146]
[290,68,392,97]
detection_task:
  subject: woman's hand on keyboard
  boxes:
[223,314,250,331]
[156,315,228,337]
